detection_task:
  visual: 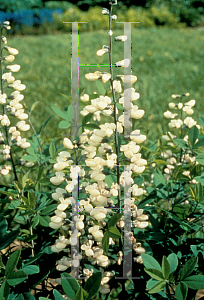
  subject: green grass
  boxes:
[8,27,204,140]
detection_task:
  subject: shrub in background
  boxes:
[0,0,43,12]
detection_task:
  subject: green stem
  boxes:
[108,4,120,207]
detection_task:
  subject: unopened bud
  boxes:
[102,8,109,15]
[111,15,117,20]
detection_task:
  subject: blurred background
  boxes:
[1,0,204,140]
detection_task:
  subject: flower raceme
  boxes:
[49,2,149,295]
[162,93,199,182]
[0,21,30,178]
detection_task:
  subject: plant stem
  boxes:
[0,25,18,181]
[108,4,120,207]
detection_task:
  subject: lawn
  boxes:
[8,27,204,140]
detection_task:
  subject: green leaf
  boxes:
[21,155,38,162]
[39,215,50,227]
[194,135,204,148]
[141,254,162,272]
[175,282,188,300]
[59,120,71,129]
[196,153,204,165]
[7,270,28,286]
[74,286,84,300]
[0,190,16,198]
[28,192,36,209]
[24,252,43,266]
[189,125,199,147]
[82,113,93,126]
[108,227,121,239]
[108,213,123,228]
[153,171,166,187]
[0,229,20,250]
[104,174,117,188]
[161,256,170,279]
[144,268,164,281]
[61,273,80,300]
[199,116,204,128]
[20,292,36,300]
[21,265,39,275]
[32,215,40,228]
[148,280,166,294]
[180,256,197,281]
[41,204,58,215]
[193,176,204,186]
[39,178,51,186]
[53,289,65,300]
[84,271,102,300]
[38,116,52,134]
[51,106,67,119]
[0,280,10,300]
[49,142,56,158]
[116,102,123,110]
[146,278,158,290]
[167,253,178,274]
[61,275,75,300]
[5,250,21,278]
[37,166,44,181]
[30,101,39,112]
[102,231,109,255]
[183,275,204,290]
[0,215,7,239]
[174,138,188,149]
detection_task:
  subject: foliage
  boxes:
[0,0,43,12]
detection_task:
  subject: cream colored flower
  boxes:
[115,35,127,41]
[111,80,122,93]
[168,119,183,129]
[6,64,20,72]
[4,55,15,62]
[0,114,10,126]
[164,111,178,118]
[185,99,195,107]
[118,75,137,83]
[96,49,109,56]
[0,93,7,104]
[63,138,74,149]
[80,94,89,102]
[50,172,65,185]
[130,130,146,143]
[4,46,19,55]
[115,59,130,68]
[184,117,196,128]
[85,73,100,81]
[90,207,107,220]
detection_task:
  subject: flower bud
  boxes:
[115,35,127,42]
[4,55,15,62]
[102,8,109,15]
[85,73,100,81]
[4,46,19,55]
[63,138,74,149]
[6,64,20,72]
[111,15,117,20]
